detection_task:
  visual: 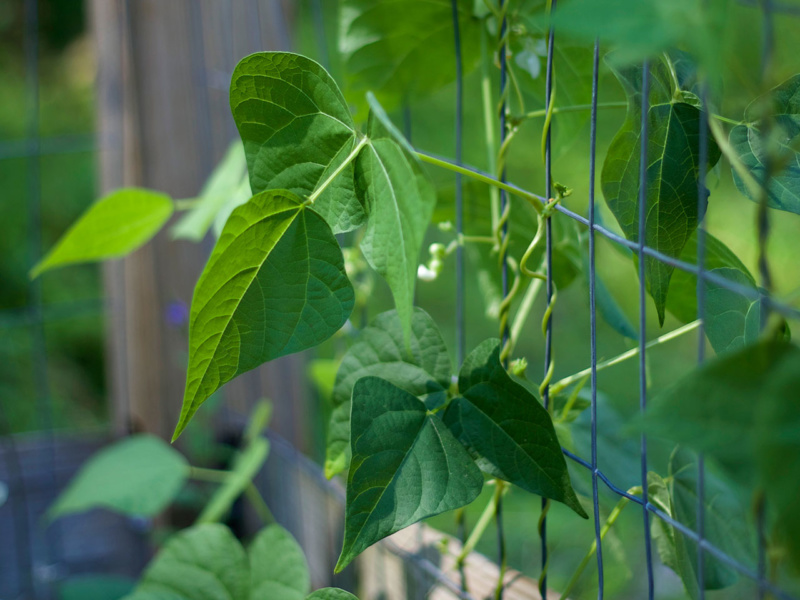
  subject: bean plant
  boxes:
[37,0,800,598]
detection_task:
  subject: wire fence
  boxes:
[2,0,800,599]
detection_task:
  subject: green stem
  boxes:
[663,52,682,100]
[245,482,275,525]
[509,278,544,352]
[189,466,231,484]
[712,114,744,126]
[174,198,202,211]
[417,152,544,213]
[307,136,368,204]
[456,483,505,565]
[550,320,701,395]
[481,25,501,230]
[522,101,627,120]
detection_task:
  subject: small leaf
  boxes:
[443,340,587,518]
[336,377,483,572]
[601,59,721,324]
[174,190,354,441]
[306,590,358,600]
[248,525,310,600]
[133,524,249,600]
[357,96,437,340]
[31,188,173,278]
[325,308,452,479]
[197,438,269,524]
[230,52,364,234]
[48,435,188,521]
[730,74,800,215]
[172,142,249,241]
[339,0,481,113]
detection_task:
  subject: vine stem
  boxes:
[521,101,627,120]
[455,482,506,565]
[550,319,701,395]
[509,278,544,351]
[306,136,368,204]
[245,482,276,524]
[189,466,230,483]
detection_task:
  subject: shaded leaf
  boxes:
[336,377,483,572]
[306,590,358,600]
[249,525,310,600]
[731,74,800,215]
[339,0,481,113]
[325,308,452,479]
[174,190,354,441]
[49,435,188,521]
[443,339,587,517]
[230,52,364,234]
[601,59,720,324]
[31,188,173,278]
[703,267,762,354]
[357,95,437,340]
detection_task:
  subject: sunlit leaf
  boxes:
[443,339,587,517]
[48,435,188,521]
[174,190,354,441]
[325,308,452,479]
[336,377,483,572]
[249,525,310,600]
[31,188,173,278]
[230,52,364,234]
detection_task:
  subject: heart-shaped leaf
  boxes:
[601,58,721,324]
[336,376,483,572]
[230,52,364,234]
[730,74,800,215]
[31,188,173,278]
[174,190,354,440]
[249,525,310,600]
[325,308,452,479]
[48,435,188,521]
[443,340,587,518]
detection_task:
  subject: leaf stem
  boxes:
[509,278,544,352]
[307,136,369,204]
[174,198,202,211]
[550,319,701,395]
[189,466,230,483]
[521,101,628,121]
[456,482,506,565]
[245,482,275,524]
[481,25,501,229]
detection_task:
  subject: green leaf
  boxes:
[48,435,188,521]
[601,59,721,324]
[59,576,135,600]
[339,0,481,113]
[306,590,358,600]
[174,190,354,441]
[443,340,587,518]
[230,52,364,234]
[172,142,249,242]
[731,74,800,215]
[197,438,269,524]
[325,308,452,479]
[248,525,310,600]
[31,188,173,278]
[356,95,437,340]
[336,376,483,572]
[703,267,762,355]
[133,524,249,600]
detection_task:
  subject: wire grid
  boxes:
[3,0,800,599]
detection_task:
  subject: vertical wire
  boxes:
[540,2,557,596]
[451,0,465,368]
[587,37,604,600]
[637,59,655,600]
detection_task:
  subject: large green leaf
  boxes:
[324,308,452,479]
[132,524,249,600]
[443,340,587,518]
[338,0,481,113]
[48,435,188,521]
[640,340,800,569]
[336,376,483,572]
[174,190,354,441]
[248,525,310,600]
[31,188,173,278]
[306,591,358,600]
[730,74,800,215]
[601,59,721,324]
[357,95,437,341]
[230,52,364,234]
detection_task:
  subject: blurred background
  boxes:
[2,1,800,599]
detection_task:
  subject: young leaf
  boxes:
[174,190,354,441]
[730,74,800,215]
[357,95,437,340]
[248,525,310,600]
[442,340,587,518]
[339,0,481,113]
[230,52,364,234]
[601,59,721,324]
[325,308,452,479]
[336,377,483,572]
[48,435,188,521]
[132,524,249,600]
[306,590,358,600]
[31,188,173,278]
